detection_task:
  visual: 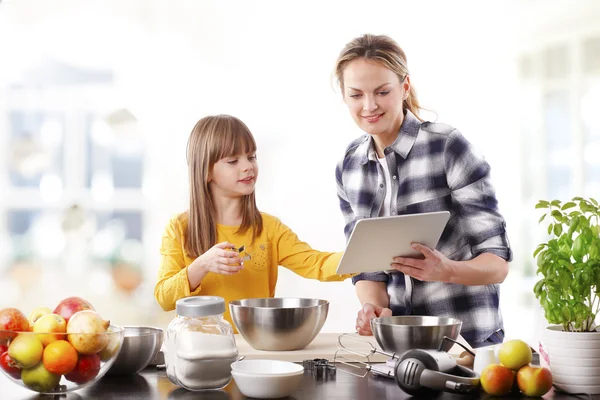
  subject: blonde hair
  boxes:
[185,114,263,258]
[334,34,423,121]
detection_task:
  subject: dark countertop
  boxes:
[2,366,598,400]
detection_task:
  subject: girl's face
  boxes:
[342,58,409,139]
[208,152,258,198]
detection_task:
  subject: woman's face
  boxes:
[342,58,409,139]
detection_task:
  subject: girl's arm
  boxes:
[272,217,353,281]
[154,219,203,311]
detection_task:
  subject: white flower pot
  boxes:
[542,325,600,394]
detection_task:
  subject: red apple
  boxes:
[0,308,30,341]
[517,365,553,397]
[480,364,515,396]
[0,351,21,379]
[65,353,101,384]
[53,297,95,323]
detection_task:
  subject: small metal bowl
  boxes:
[371,316,462,354]
[229,298,329,351]
[107,326,163,375]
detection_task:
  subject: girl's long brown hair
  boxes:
[185,115,263,258]
[334,34,423,121]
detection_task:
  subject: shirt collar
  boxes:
[357,109,421,165]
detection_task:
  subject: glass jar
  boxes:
[165,296,238,391]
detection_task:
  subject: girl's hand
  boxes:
[194,242,244,275]
[390,243,453,282]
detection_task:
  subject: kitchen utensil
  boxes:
[394,348,479,396]
[107,326,164,375]
[229,298,328,351]
[335,334,479,396]
[473,347,498,375]
[371,315,462,354]
[230,359,304,399]
[302,358,336,380]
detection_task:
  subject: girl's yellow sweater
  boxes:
[154,212,351,327]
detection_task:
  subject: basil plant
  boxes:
[533,197,600,332]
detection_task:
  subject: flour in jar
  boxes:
[166,331,238,390]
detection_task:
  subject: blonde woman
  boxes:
[334,34,512,348]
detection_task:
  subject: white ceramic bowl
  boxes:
[230,359,304,398]
[230,359,304,375]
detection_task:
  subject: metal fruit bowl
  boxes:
[106,326,163,375]
[371,316,462,354]
[229,298,329,351]
[0,325,124,394]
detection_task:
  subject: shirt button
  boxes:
[379,183,384,188]
[392,175,397,180]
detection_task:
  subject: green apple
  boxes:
[8,333,43,368]
[33,314,67,346]
[98,328,121,361]
[21,362,61,392]
[27,307,52,327]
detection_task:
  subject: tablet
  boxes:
[336,211,451,275]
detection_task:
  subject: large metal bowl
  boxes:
[107,326,164,375]
[371,316,462,354]
[229,298,329,351]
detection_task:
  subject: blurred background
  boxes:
[0,0,598,344]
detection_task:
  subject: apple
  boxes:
[0,351,21,379]
[0,308,30,341]
[28,307,52,327]
[33,314,67,346]
[480,364,515,396]
[67,310,109,355]
[21,362,61,392]
[8,334,44,368]
[98,328,122,361]
[517,365,553,397]
[65,353,101,384]
[498,339,532,370]
[53,297,95,323]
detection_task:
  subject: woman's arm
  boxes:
[355,280,392,335]
[391,246,508,285]
[355,280,389,307]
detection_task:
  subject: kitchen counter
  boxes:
[2,366,598,400]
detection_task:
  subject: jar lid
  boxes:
[176,296,225,317]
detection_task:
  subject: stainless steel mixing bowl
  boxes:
[371,316,462,354]
[107,326,164,375]
[229,298,329,351]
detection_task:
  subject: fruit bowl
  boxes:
[0,325,125,394]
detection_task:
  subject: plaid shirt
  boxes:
[336,110,512,346]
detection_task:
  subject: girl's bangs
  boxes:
[213,120,256,161]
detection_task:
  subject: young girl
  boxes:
[154,114,351,326]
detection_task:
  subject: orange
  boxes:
[43,340,78,375]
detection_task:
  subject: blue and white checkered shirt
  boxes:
[336,110,512,346]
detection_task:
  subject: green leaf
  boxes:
[561,202,576,210]
[551,210,564,219]
[551,200,561,207]
[591,198,599,207]
[536,200,550,208]
[548,223,553,235]
[553,224,563,236]
[538,214,547,223]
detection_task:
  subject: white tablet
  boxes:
[336,211,451,275]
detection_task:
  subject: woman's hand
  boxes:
[390,243,453,282]
[193,242,244,275]
[355,303,392,336]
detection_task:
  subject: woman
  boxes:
[333,34,512,347]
